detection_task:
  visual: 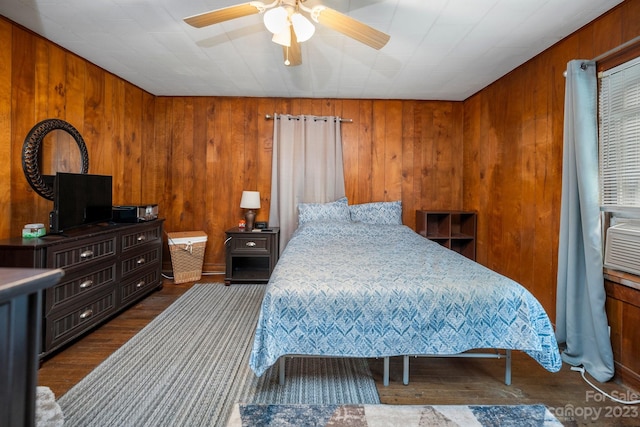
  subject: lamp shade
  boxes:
[240,191,261,209]
[272,25,292,47]
[263,6,289,34]
[291,13,315,42]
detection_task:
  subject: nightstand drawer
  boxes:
[230,235,271,254]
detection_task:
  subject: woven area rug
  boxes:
[227,404,563,427]
[56,284,379,427]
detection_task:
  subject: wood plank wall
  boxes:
[1,0,639,322]
[153,97,464,268]
[0,17,464,277]
[462,0,640,320]
[1,19,155,239]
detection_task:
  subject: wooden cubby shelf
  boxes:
[415,210,477,261]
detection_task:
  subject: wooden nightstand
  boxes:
[224,227,280,285]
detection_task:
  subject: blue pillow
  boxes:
[349,201,402,225]
[298,197,351,224]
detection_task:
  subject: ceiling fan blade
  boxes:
[313,6,390,50]
[184,2,263,28]
[283,28,302,66]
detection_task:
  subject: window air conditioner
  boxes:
[604,221,640,276]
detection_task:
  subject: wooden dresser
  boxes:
[0,220,164,358]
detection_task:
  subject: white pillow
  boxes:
[298,197,351,224]
[349,200,402,225]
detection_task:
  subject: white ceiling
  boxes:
[0,0,624,100]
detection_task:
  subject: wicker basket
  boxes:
[167,231,207,284]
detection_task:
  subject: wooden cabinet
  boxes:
[0,268,64,427]
[0,220,163,358]
[415,210,477,260]
[604,269,640,391]
[225,227,279,285]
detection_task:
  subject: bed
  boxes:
[249,201,562,385]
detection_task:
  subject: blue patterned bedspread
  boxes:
[249,222,562,376]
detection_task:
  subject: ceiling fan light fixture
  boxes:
[263,6,288,34]
[272,25,292,47]
[290,12,314,42]
[185,0,390,68]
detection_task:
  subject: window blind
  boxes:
[599,56,640,211]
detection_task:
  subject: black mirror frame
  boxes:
[21,119,89,201]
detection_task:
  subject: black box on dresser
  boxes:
[0,219,164,358]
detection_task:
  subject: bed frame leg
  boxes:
[383,357,389,386]
[279,357,285,385]
[505,349,512,385]
[403,355,409,385]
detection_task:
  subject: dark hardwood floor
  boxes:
[38,276,640,426]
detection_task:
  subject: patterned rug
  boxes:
[56,284,379,427]
[227,404,563,427]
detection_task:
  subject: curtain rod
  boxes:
[562,35,640,77]
[265,114,353,123]
[591,35,640,62]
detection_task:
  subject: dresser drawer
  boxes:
[120,223,162,252]
[44,288,117,352]
[120,268,161,306]
[47,236,117,270]
[230,234,271,254]
[45,260,117,314]
[120,245,162,278]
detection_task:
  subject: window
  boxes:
[599,56,640,212]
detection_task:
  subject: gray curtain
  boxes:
[556,60,614,382]
[268,114,346,252]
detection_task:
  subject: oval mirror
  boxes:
[22,119,89,200]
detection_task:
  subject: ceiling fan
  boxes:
[184,0,390,66]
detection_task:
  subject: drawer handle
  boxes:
[80,309,93,319]
[80,250,94,259]
[137,257,146,265]
[246,241,256,247]
[79,280,94,289]
[136,280,145,289]
[137,234,146,242]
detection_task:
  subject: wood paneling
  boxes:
[462,0,640,320]
[153,97,463,270]
[0,19,11,239]
[0,20,465,273]
[3,19,153,243]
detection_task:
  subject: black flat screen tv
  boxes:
[50,172,113,234]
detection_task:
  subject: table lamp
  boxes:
[240,191,261,231]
